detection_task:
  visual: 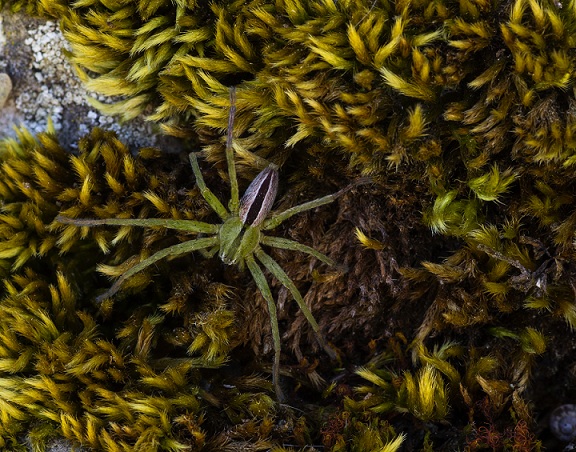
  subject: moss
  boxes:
[0,125,281,449]
[3,0,576,449]
[0,123,407,450]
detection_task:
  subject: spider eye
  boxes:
[239,165,279,226]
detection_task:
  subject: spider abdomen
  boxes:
[239,165,279,226]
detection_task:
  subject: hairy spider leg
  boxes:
[244,254,284,401]
[262,185,353,231]
[55,216,220,301]
[188,153,229,221]
[187,87,240,221]
[261,236,335,266]
[255,248,337,360]
[226,86,239,214]
[56,216,218,233]
[95,236,219,302]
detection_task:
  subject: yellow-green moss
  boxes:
[2,0,576,449]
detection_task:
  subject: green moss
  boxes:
[0,126,283,449]
[3,0,576,448]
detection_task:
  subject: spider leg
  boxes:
[189,153,229,221]
[226,86,240,214]
[262,188,348,231]
[56,216,218,234]
[199,244,220,259]
[96,235,218,302]
[245,254,284,402]
[262,178,372,231]
[255,248,337,361]
[260,236,335,267]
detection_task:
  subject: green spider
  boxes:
[57,88,355,401]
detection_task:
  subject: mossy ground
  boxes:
[1,0,576,450]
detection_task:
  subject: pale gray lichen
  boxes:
[0,14,170,151]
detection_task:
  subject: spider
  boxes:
[57,87,358,401]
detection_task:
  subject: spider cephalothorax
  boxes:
[57,87,359,401]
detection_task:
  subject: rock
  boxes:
[0,73,12,109]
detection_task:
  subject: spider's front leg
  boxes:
[94,236,219,302]
[56,214,221,301]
